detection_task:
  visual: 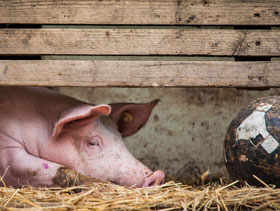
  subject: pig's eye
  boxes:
[89,141,99,147]
[87,136,102,148]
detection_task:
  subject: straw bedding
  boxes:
[1,179,280,211]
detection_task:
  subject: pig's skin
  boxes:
[0,87,164,188]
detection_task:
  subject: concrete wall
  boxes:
[42,25,280,184]
[56,87,280,184]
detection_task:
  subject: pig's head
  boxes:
[49,100,165,187]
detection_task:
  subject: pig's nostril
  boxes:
[148,181,155,187]
[147,178,163,187]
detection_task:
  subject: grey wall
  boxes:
[43,25,280,184]
[56,87,280,184]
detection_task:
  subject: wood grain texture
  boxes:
[1,60,280,87]
[0,0,279,25]
[1,29,279,56]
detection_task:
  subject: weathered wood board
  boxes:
[1,29,279,56]
[1,60,279,87]
[0,0,279,25]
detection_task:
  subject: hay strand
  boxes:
[1,180,280,210]
[252,175,272,189]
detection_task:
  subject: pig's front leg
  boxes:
[0,148,92,188]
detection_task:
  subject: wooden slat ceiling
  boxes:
[1,60,279,87]
[1,29,279,56]
[0,0,279,25]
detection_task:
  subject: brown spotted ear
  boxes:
[109,100,159,137]
[51,104,111,141]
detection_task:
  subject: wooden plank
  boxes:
[1,29,280,56]
[0,0,279,25]
[0,60,280,87]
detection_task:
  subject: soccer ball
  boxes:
[224,96,280,187]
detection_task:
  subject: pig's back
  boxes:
[0,87,80,150]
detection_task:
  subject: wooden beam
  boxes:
[0,60,280,87]
[0,0,279,25]
[1,29,279,56]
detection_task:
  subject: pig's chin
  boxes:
[111,178,143,188]
[109,180,121,186]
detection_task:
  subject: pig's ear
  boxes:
[51,104,111,141]
[109,100,159,137]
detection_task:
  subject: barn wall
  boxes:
[56,87,280,184]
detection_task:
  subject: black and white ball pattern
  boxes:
[224,96,280,187]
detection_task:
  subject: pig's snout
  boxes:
[142,170,165,187]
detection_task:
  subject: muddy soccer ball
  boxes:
[224,96,280,187]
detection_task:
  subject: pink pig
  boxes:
[0,87,164,188]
